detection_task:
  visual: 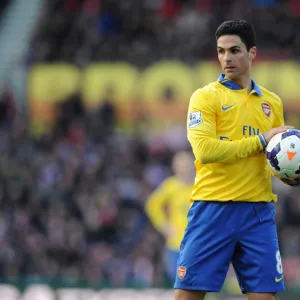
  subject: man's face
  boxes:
[217,35,256,81]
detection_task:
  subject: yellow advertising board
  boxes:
[28,61,300,132]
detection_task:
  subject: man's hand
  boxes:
[263,126,294,143]
[280,176,300,187]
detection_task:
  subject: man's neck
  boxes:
[231,76,252,94]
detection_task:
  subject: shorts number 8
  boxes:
[276,250,283,274]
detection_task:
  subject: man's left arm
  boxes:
[272,96,300,186]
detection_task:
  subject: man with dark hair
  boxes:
[173,20,299,300]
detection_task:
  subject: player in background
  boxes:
[145,151,194,283]
[174,20,299,300]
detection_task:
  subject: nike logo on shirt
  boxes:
[222,104,235,111]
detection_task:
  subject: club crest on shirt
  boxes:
[262,103,271,117]
[177,266,187,279]
[188,111,203,128]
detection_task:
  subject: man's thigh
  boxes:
[247,292,276,300]
[232,202,285,294]
[174,201,239,292]
[174,289,206,300]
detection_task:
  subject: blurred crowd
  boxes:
[0,90,189,288]
[29,0,300,67]
[0,0,10,19]
[0,0,299,291]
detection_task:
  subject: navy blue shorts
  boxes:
[174,201,285,293]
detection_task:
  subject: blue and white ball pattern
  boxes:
[266,129,300,179]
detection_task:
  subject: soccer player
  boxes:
[145,151,194,282]
[174,20,300,300]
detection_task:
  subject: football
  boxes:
[266,129,300,179]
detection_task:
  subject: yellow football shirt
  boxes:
[145,176,193,251]
[187,74,284,202]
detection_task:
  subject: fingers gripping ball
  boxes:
[266,129,300,179]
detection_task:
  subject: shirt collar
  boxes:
[218,74,262,96]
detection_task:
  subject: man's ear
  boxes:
[249,47,257,60]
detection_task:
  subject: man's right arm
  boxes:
[187,89,291,164]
